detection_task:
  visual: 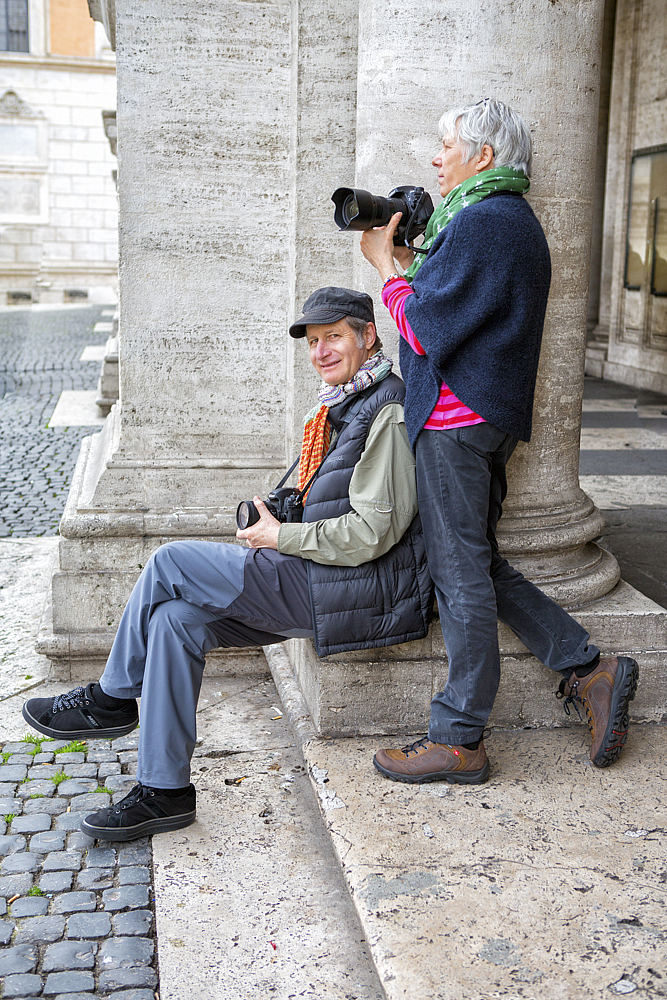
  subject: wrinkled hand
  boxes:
[236,497,281,550]
[394,244,415,269]
[360,212,405,280]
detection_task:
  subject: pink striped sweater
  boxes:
[382,276,485,431]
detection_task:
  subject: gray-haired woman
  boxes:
[361,98,638,784]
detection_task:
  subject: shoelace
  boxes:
[558,678,593,731]
[52,687,86,713]
[401,737,432,758]
[113,783,154,815]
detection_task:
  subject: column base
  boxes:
[283,580,667,738]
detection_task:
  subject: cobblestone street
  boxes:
[0,306,109,538]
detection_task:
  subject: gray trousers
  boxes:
[99,541,313,788]
[416,425,600,746]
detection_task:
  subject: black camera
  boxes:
[236,487,304,531]
[331,185,434,249]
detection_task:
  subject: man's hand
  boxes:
[360,212,406,281]
[236,497,281,550]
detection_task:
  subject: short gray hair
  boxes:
[344,316,382,351]
[438,99,532,177]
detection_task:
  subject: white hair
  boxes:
[438,99,532,177]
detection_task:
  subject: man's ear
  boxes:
[365,322,378,350]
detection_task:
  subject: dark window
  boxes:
[624,145,667,293]
[0,0,29,53]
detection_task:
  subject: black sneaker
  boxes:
[81,782,196,841]
[22,683,139,740]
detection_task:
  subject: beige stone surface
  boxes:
[153,675,384,1000]
[302,728,667,1000]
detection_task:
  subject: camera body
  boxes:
[332,184,434,246]
[236,487,304,531]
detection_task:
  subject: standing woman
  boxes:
[360,98,638,784]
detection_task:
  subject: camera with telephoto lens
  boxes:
[331,185,434,247]
[236,488,304,531]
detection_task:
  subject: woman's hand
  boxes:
[236,497,281,550]
[360,212,405,281]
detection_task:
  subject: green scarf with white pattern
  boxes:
[403,167,530,283]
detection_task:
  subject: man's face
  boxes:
[306,318,375,386]
[432,131,491,198]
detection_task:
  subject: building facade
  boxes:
[0,0,117,304]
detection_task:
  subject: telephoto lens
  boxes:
[236,500,259,531]
[332,185,434,247]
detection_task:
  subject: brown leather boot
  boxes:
[373,737,489,784]
[558,656,639,767]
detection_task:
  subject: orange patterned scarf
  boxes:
[297,404,331,497]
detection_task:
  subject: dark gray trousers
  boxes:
[415,424,599,745]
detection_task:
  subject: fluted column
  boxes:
[354,0,618,607]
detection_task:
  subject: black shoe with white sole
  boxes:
[22,683,138,741]
[81,782,196,841]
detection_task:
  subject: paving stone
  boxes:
[112,737,139,751]
[28,764,65,780]
[105,774,136,792]
[75,868,113,891]
[69,792,111,811]
[66,911,112,938]
[10,897,49,917]
[0,896,6,914]
[22,796,68,815]
[1,852,40,873]
[9,813,50,834]
[0,944,38,975]
[0,765,28,782]
[0,782,20,795]
[30,831,66,853]
[0,917,16,943]
[117,865,149,885]
[0,872,33,897]
[51,994,98,1000]
[64,764,98,779]
[97,762,122,778]
[0,797,22,815]
[117,751,138,766]
[14,914,66,943]
[42,851,82,872]
[53,753,85,765]
[117,841,151,866]
[18,780,56,798]
[6,754,33,765]
[111,910,152,937]
[54,812,88,832]
[57,780,99,796]
[52,891,96,914]
[0,834,27,854]
[43,939,96,971]
[40,870,74,892]
[86,751,117,763]
[32,751,55,763]
[2,972,43,996]
[2,743,32,754]
[85,847,116,868]
[43,971,95,995]
[102,885,150,911]
[48,742,71,752]
[98,969,158,991]
[108,992,156,1000]
[67,831,94,850]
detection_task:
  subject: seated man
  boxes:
[23,286,433,841]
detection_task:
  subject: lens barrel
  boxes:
[332,187,404,233]
[236,500,259,531]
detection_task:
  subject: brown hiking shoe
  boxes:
[558,656,639,767]
[373,737,489,785]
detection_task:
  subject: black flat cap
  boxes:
[289,286,375,338]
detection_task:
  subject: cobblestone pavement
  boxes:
[0,306,109,538]
[0,730,157,1000]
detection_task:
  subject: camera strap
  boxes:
[277,391,370,500]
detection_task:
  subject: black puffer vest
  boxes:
[304,373,433,656]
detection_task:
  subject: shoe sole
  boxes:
[81,810,196,841]
[592,656,639,768]
[21,703,139,742]
[373,755,490,785]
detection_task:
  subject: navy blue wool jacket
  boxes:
[402,192,551,449]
